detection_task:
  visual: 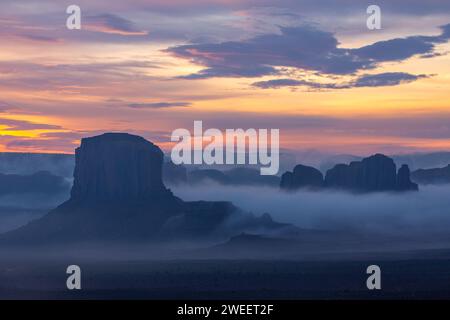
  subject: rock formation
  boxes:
[0,152,74,178]
[281,154,418,193]
[411,164,450,185]
[0,171,69,195]
[280,164,323,190]
[325,154,396,191]
[397,164,419,191]
[0,133,292,244]
[71,133,168,201]
[162,161,187,185]
[324,154,417,192]
[187,167,280,187]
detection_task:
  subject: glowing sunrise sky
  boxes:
[1,0,450,156]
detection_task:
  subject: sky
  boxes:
[1,0,450,156]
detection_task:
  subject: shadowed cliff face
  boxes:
[280,154,417,192]
[71,133,168,201]
[280,165,323,190]
[325,154,418,192]
[0,133,291,244]
[397,164,418,191]
[325,154,397,191]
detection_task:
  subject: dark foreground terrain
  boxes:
[1,251,450,299]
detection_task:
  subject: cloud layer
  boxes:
[168,24,450,88]
[127,102,191,109]
[173,184,450,249]
[253,72,430,89]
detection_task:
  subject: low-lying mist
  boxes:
[172,183,450,243]
[2,183,450,258]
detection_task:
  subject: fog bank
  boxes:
[172,184,450,241]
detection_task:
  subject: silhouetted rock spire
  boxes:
[397,164,419,191]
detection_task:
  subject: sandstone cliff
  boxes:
[0,133,291,244]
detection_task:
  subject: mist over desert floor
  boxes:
[2,183,450,259]
[172,183,450,246]
[1,138,450,299]
[1,166,450,299]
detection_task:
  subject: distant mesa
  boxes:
[183,167,280,187]
[391,152,450,172]
[71,133,169,201]
[188,169,229,185]
[281,154,418,192]
[280,164,323,191]
[225,167,280,187]
[0,133,292,244]
[325,154,418,192]
[0,171,69,195]
[411,164,450,185]
[0,152,74,178]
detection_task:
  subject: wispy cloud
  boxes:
[0,60,158,91]
[84,14,148,36]
[351,73,430,88]
[18,34,62,43]
[127,102,191,109]
[0,118,61,131]
[253,72,431,89]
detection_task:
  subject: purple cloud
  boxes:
[84,14,148,36]
[0,60,158,91]
[352,73,429,87]
[0,118,61,131]
[19,34,62,43]
[0,101,15,112]
[253,72,430,89]
[127,102,191,109]
[167,24,450,79]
